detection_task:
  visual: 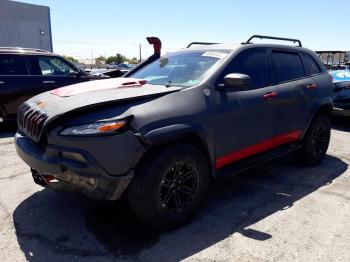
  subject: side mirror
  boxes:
[223,73,252,89]
[68,71,81,78]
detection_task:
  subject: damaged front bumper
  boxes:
[31,168,133,200]
[15,131,145,201]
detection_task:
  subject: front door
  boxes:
[214,48,278,170]
[27,55,88,92]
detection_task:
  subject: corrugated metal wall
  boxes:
[0,0,52,51]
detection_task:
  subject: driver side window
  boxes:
[37,56,76,76]
[217,48,271,89]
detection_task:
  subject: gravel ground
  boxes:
[0,120,350,262]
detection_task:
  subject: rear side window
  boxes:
[272,51,305,83]
[217,48,271,88]
[0,55,27,75]
[301,53,321,76]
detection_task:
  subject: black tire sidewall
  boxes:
[128,144,209,230]
[300,114,331,165]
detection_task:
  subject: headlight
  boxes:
[59,120,127,136]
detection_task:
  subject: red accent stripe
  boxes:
[215,130,303,170]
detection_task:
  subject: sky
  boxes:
[19,0,350,60]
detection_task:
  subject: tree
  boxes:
[63,55,78,63]
[106,56,118,64]
[116,53,126,64]
[95,55,106,65]
[129,57,139,64]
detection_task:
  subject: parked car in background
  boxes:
[316,50,350,116]
[15,35,333,230]
[333,81,350,116]
[0,47,95,123]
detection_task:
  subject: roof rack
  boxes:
[187,42,219,48]
[242,35,302,47]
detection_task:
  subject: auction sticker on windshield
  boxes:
[201,51,227,59]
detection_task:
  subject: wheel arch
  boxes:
[138,124,214,175]
[302,100,333,139]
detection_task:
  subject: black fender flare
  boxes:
[301,97,333,139]
[142,124,215,171]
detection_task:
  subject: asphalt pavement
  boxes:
[1,120,350,262]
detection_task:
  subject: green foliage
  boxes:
[116,53,126,64]
[128,57,139,64]
[106,56,117,64]
[95,55,106,65]
[106,53,127,65]
[63,55,78,63]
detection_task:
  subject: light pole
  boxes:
[139,44,142,62]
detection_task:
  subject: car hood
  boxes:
[18,78,181,141]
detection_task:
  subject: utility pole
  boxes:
[139,44,142,62]
[90,49,94,71]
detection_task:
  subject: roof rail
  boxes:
[242,35,302,47]
[187,42,219,48]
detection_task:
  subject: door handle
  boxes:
[42,80,55,84]
[263,92,278,100]
[0,81,4,84]
[306,83,317,91]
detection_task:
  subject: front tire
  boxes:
[297,114,331,166]
[128,144,209,231]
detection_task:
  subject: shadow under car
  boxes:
[13,154,348,261]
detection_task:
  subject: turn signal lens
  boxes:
[98,122,125,132]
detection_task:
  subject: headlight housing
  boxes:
[59,120,128,136]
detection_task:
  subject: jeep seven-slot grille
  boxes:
[17,104,48,142]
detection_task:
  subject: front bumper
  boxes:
[31,168,134,201]
[15,131,145,200]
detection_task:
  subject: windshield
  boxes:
[131,50,230,87]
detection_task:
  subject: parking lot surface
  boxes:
[1,121,350,262]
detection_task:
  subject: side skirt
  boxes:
[214,142,302,178]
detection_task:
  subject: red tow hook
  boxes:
[43,175,55,183]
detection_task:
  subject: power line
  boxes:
[55,40,142,46]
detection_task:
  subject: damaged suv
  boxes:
[15,35,333,230]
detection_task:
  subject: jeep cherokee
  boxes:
[15,35,333,231]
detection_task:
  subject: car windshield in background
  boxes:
[131,50,230,87]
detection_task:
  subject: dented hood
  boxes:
[19,78,181,132]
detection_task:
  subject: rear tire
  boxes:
[128,144,209,231]
[297,114,331,166]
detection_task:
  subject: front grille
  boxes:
[17,103,48,142]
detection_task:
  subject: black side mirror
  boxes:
[68,71,81,78]
[222,73,252,90]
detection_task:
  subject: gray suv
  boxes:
[15,35,333,231]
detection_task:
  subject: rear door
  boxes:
[0,54,34,118]
[270,49,311,137]
[214,48,278,169]
[299,52,329,112]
